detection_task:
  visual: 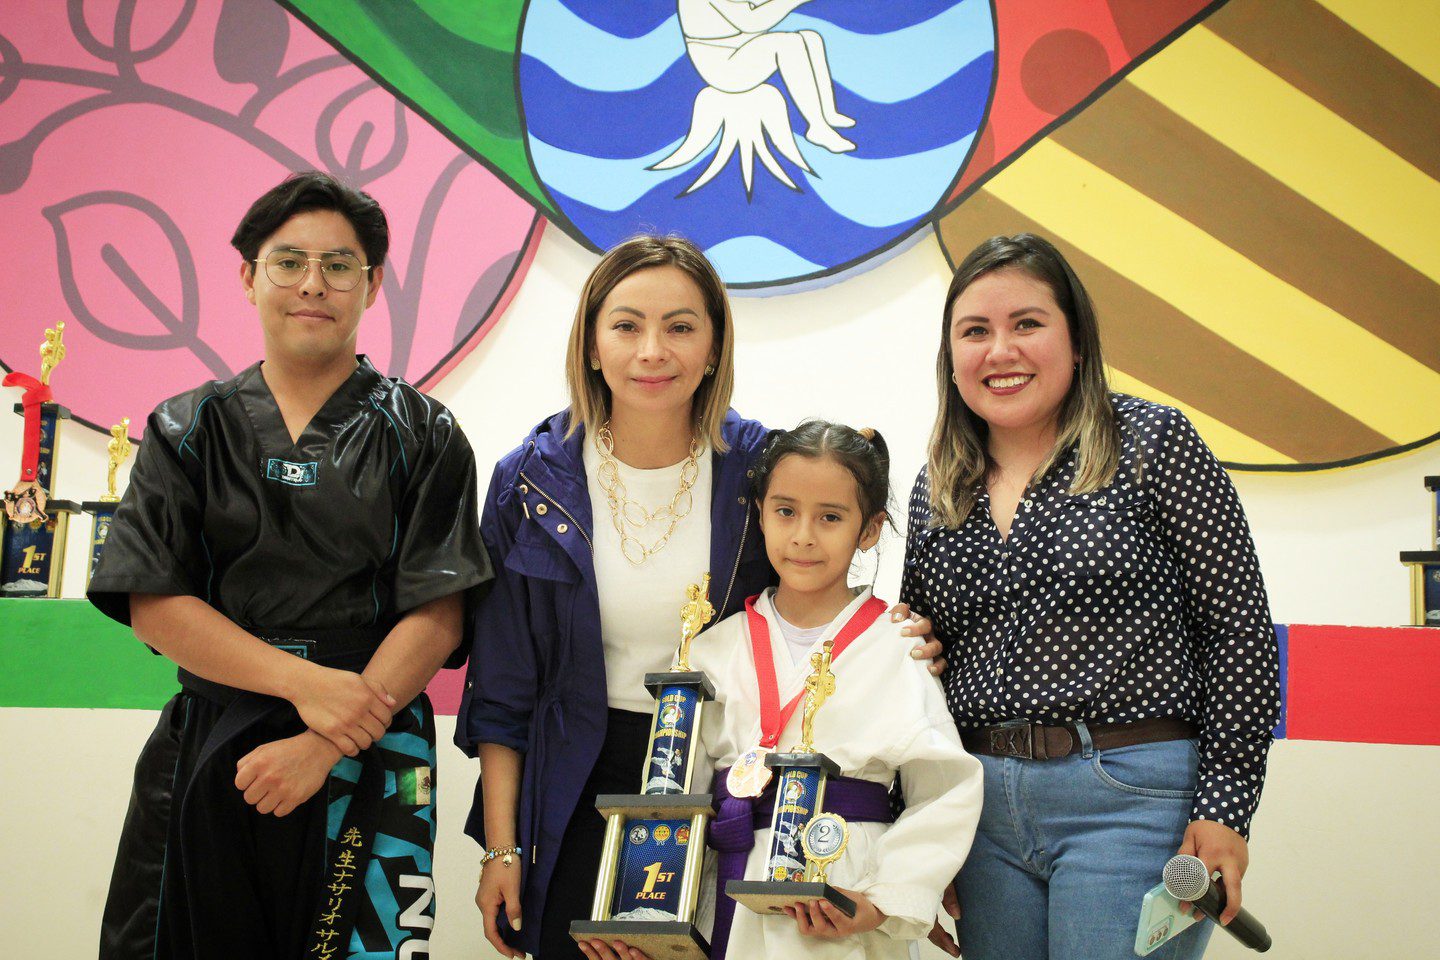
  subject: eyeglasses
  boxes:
[254,249,372,292]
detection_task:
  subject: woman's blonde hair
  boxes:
[927,233,1120,528]
[564,235,736,452]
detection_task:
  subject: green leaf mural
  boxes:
[280,0,552,213]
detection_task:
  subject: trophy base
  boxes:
[725,879,857,918]
[570,919,709,958]
[594,792,716,820]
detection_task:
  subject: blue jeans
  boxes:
[955,727,1214,960]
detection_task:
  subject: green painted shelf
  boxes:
[0,599,178,708]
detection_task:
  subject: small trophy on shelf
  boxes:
[1399,476,1440,626]
[570,576,719,959]
[2,323,79,598]
[82,418,132,588]
[726,637,857,918]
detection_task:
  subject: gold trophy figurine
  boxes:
[675,573,715,671]
[83,418,133,589]
[103,418,132,502]
[40,322,66,386]
[796,639,837,753]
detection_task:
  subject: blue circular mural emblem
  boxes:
[519,0,996,288]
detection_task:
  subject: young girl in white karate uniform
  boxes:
[577,421,983,960]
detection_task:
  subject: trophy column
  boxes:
[726,637,857,917]
[3,323,76,598]
[1399,476,1440,626]
[571,577,719,959]
[81,418,133,588]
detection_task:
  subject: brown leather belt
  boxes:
[961,718,1198,760]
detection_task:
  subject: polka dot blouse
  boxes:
[901,395,1280,838]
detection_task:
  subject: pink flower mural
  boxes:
[0,0,542,438]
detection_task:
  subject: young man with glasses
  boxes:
[87,171,492,959]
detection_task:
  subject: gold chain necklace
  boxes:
[594,422,701,565]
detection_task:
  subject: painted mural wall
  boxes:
[1,1,1437,957]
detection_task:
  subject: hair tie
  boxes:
[858,427,876,442]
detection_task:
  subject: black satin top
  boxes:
[88,356,490,637]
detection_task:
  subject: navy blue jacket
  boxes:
[456,408,775,954]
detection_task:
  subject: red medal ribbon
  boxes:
[3,372,53,483]
[743,593,888,749]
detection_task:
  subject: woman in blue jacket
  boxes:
[457,235,939,959]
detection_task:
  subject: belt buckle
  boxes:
[989,720,1034,759]
[264,636,314,660]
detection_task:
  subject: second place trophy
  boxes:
[725,636,855,918]
[571,576,720,958]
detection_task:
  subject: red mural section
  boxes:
[948,0,1217,200]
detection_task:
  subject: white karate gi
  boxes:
[687,587,984,959]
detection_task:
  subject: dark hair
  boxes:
[753,420,893,526]
[928,233,1119,527]
[230,171,390,269]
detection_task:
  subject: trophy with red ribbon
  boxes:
[571,576,718,959]
[3,323,79,598]
[82,418,132,588]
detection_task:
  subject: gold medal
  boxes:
[726,745,773,798]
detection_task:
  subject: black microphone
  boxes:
[1162,854,1272,952]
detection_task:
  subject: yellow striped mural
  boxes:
[936,0,1440,470]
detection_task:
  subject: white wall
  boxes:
[2,227,1436,956]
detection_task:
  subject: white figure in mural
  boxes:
[653,0,856,194]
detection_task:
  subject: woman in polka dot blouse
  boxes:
[902,234,1280,960]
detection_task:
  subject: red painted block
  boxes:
[1285,625,1440,745]
[425,667,467,718]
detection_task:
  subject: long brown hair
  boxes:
[564,235,736,452]
[927,234,1120,528]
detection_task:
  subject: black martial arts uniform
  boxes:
[88,356,490,959]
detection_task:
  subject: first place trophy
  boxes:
[726,638,857,917]
[2,323,79,598]
[571,576,719,958]
[82,418,132,588]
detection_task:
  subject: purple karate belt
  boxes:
[707,768,894,959]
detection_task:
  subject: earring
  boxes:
[590,358,601,371]
[704,364,715,376]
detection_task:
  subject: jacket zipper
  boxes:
[518,471,593,554]
[719,506,750,615]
